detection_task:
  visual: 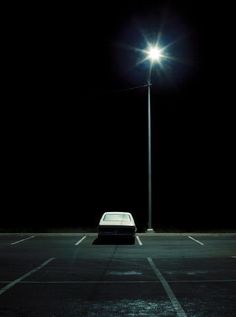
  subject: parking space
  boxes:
[0,257,50,282]
[0,233,236,316]
[0,235,32,248]
[26,257,155,282]
[153,257,236,282]
[169,281,236,317]
[1,282,176,317]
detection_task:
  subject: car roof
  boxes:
[102,211,132,215]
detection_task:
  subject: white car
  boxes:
[97,211,137,240]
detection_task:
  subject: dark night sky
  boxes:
[2,1,235,230]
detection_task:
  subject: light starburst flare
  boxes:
[147,45,163,62]
[135,42,169,68]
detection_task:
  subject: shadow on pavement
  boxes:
[93,236,135,245]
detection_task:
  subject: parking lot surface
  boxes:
[0,233,236,316]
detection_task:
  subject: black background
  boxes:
[2,1,235,230]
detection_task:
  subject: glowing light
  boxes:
[147,45,163,62]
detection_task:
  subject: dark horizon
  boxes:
[2,1,235,230]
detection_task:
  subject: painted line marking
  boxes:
[232,256,236,259]
[169,279,236,283]
[136,235,143,246]
[107,271,143,276]
[188,235,204,246]
[0,280,158,284]
[0,258,55,296]
[75,235,86,245]
[1,279,236,284]
[147,257,187,317]
[11,236,35,245]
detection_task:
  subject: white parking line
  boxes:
[11,235,35,245]
[188,235,204,246]
[136,235,143,246]
[0,280,159,284]
[75,235,86,245]
[0,257,55,296]
[147,257,187,317]
[1,279,236,284]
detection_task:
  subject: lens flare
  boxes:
[147,46,163,62]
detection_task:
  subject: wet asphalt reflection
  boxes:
[0,234,236,316]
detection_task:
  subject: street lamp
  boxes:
[147,46,163,62]
[145,44,164,232]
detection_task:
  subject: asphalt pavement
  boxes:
[0,233,236,316]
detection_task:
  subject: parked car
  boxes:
[97,211,137,241]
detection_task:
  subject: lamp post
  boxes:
[147,79,153,231]
[146,45,163,232]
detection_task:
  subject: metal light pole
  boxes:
[147,80,153,231]
[145,44,164,232]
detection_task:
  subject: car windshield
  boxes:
[103,214,131,221]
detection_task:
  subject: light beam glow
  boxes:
[147,46,163,62]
